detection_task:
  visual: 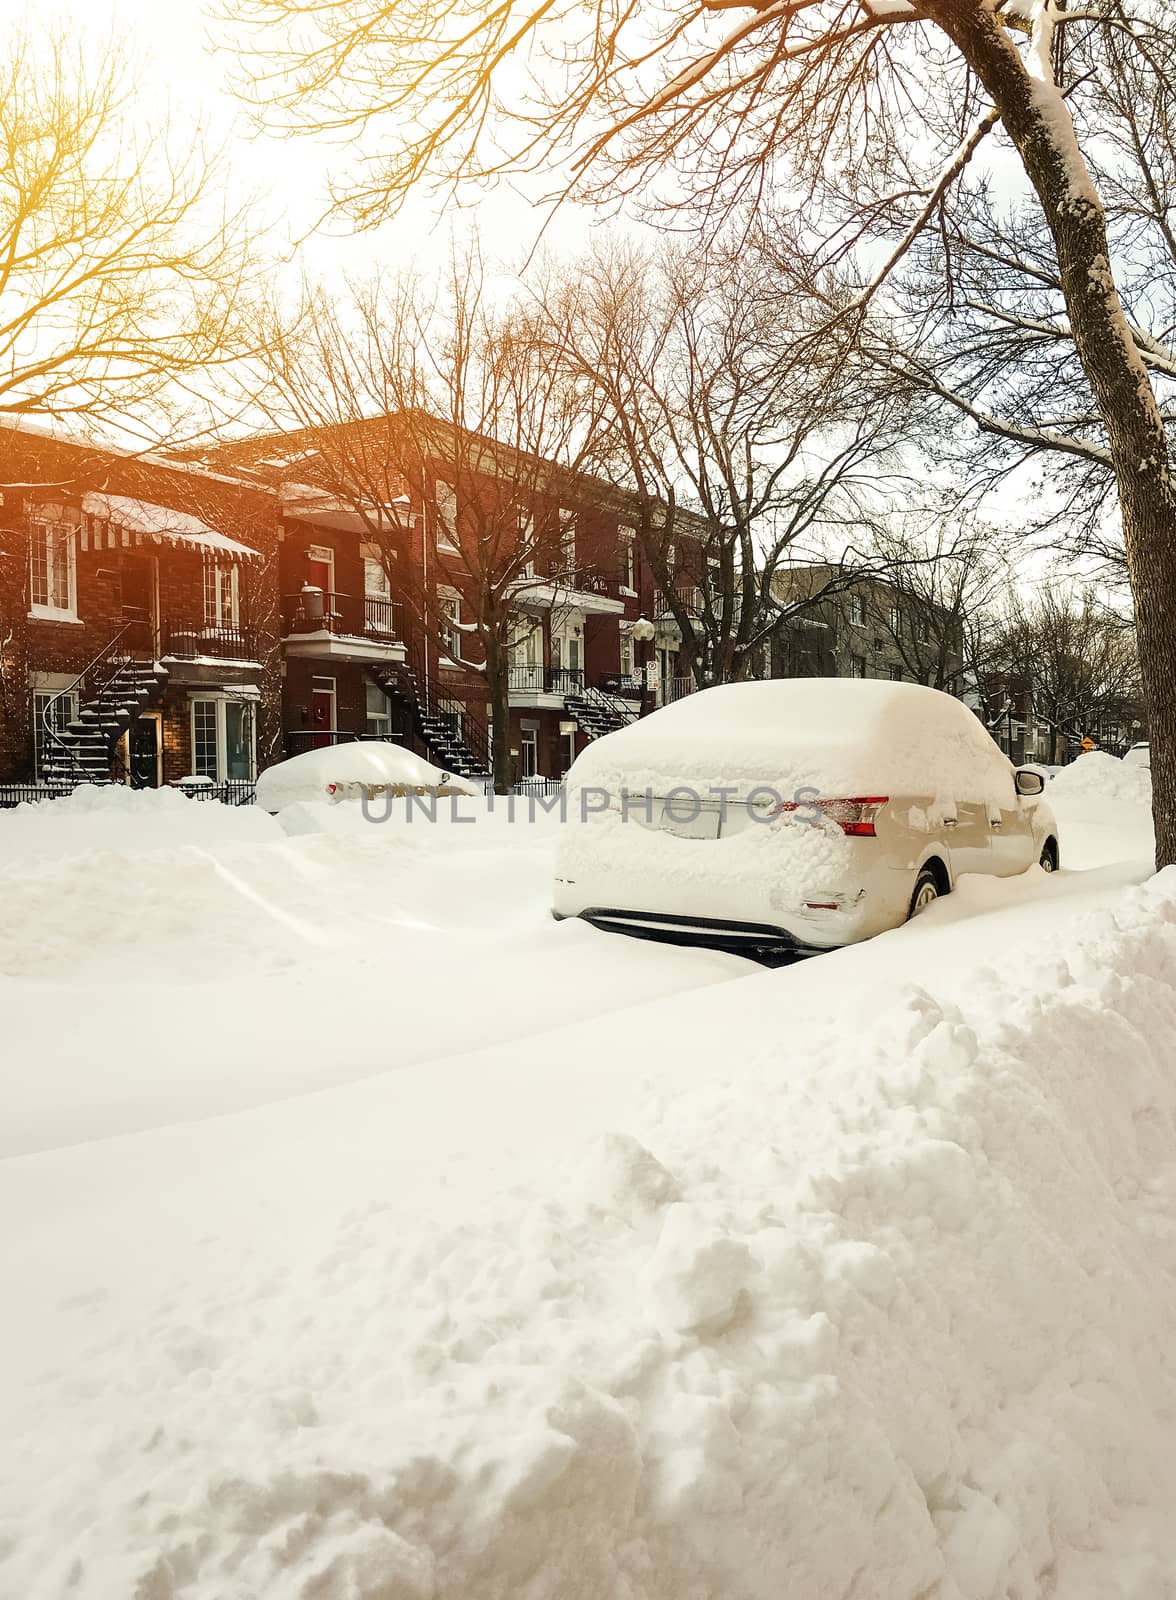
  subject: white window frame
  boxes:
[889,605,902,636]
[620,632,635,677]
[558,508,576,575]
[203,563,240,632]
[435,481,459,552]
[520,727,539,778]
[189,695,257,782]
[618,526,636,591]
[438,587,463,662]
[849,593,867,627]
[28,515,79,622]
[32,689,79,777]
[365,680,391,738]
[362,544,391,598]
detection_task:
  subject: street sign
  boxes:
[1081,736,1096,752]
[645,662,661,690]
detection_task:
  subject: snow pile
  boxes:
[0,784,279,866]
[256,742,477,813]
[5,851,1176,1594]
[1051,751,1152,806]
[568,679,1016,814]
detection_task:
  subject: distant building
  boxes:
[769,565,966,693]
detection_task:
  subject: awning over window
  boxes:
[81,493,262,565]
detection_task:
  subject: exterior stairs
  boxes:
[371,662,491,782]
[40,659,169,784]
[564,685,636,741]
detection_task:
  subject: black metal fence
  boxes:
[0,780,257,809]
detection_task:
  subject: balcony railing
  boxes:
[161,622,260,662]
[283,590,404,642]
[598,672,645,698]
[507,665,586,694]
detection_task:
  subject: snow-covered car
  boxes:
[255,741,476,813]
[553,679,1059,957]
[1122,742,1150,770]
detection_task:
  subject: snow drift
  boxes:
[4,842,1176,1595]
[1051,751,1152,806]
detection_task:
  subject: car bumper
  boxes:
[559,905,827,957]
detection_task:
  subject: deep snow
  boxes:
[0,769,1172,1600]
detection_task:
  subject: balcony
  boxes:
[509,566,626,616]
[282,590,407,663]
[161,622,261,663]
[507,664,586,707]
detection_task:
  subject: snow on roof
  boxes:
[569,678,1012,801]
[81,493,262,564]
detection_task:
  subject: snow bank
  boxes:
[4,831,1176,1595]
[1051,751,1152,806]
[256,742,476,813]
[0,784,279,866]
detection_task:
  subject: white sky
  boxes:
[3,0,611,287]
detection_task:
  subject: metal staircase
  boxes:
[40,623,168,785]
[563,684,638,742]
[370,660,491,782]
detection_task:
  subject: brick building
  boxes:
[0,419,704,787]
[0,424,282,787]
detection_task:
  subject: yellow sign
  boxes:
[1081,737,1096,752]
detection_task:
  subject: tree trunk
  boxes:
[484,634,514,795]
[925,0,1176,866]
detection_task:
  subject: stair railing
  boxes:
[578,684,639,727]
[39,618,144,781]
[378,650,493,777]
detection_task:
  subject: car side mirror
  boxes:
[1015,768,1045,796]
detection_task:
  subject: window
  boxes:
[849,593,866,627]
[618,527,636,589]
[190,698,256,782]
[203,563,239,632]
[29,517,77,619]
[558,509,576,576]
[32,690,78,777]
[520,727,539,778]
[889,605,902,635]
[363,551,390,598]
[889,664,904,682]
[620,632,635,678]
[365,681,391,739]
[439,591,462,661]
[435,481,459,550]
[849,655,867,679]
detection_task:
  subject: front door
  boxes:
[120,556,156,651]
[311,677,335,749]
[128,712,161,788]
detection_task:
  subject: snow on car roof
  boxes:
[569,678,1010,800]
[255,741,477,811]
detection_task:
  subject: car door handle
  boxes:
[990,819,1002,829]
[943,818,958,828]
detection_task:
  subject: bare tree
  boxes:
[869,514,1012,692]
[224,0,1176,865]
[242,253,602,790]
[550,235,912,687]
[0,24,256,440]
[978,584,1142,759]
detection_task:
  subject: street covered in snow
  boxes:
[2,758,1175,1599]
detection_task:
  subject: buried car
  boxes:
[254,741,476,813]
[553,679,1059,957]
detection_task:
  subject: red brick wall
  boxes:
[0,428,283,782]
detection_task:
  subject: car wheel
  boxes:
[908,867,940,920]
[1039,839,1059,873]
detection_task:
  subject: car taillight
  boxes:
[777,796,888,836]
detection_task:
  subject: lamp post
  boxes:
[631,615,656,717]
